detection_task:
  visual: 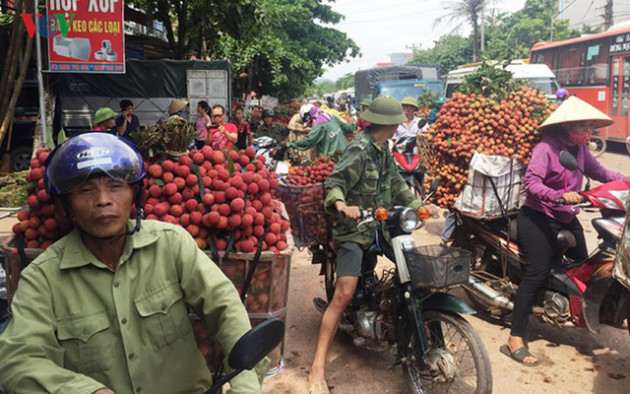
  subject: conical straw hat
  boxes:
[168,99,188,115]
[539,96,612,132]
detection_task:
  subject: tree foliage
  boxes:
[129,0,359,99]
[409,35,473,74]
[305,80,336,98]
[412,0,582,74]
[435,0,489,61]
[335,73,354,90]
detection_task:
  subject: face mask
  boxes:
[567,130,592,146]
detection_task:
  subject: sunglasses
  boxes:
[212,113,224,118]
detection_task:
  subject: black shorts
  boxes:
[335,242,363,277]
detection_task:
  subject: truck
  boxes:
[54,59,232,136]
[354,65,442,105]
[445,60,561,103]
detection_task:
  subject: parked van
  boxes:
[445,60,561,103]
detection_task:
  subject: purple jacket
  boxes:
[523,135,626,223]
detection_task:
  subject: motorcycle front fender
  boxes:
[582,262,614,334]
[420,292,476,315]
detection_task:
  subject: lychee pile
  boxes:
[425,87,556,208]
[11,148,72,249]
[284,156,336,185]
[143,146,290,253]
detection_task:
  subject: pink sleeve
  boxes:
[524,145,565,202]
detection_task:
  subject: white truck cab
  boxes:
[445,60,561,103]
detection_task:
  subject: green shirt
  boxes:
[288,115,356,156]
[324,131,422,247]
[0,220,263,394]
[255,122,288,142]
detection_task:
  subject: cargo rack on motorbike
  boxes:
[404,244,471,289]
[276,182,331,248]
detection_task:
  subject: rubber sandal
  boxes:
[308,380,330,394]
[499,344,540,367]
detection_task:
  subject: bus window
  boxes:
[622,58,630,117]
[585,39,609,85]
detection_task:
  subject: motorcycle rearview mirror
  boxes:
[206,318,285,394]
[429,178,439,194]
[559,151,579,171]
[559,150,591,191]
[417,119,428,129]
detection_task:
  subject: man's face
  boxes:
[402,105,416,119]
[263,116,273,126]
[124,106,133,115]
[383,124,398,139]
[69,176,134,238]
[211,108,225,125]
[361,105,369,112]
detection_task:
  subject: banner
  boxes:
[47,0,125,73]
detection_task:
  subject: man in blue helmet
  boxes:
[0,133,264,393]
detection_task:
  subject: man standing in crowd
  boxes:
[393,96,421,143]
[355,98,371,133]
[255,109,289,143]
[208,104,237,150]
[92,107,117,132]
[115,100,140,140]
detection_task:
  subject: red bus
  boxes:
[530,26,630,147]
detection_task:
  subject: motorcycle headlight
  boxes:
[399,207,419,233]
[598,197,622,210]
[609,190,629,208]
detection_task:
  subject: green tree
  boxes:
[335,73,354,90]
[408,35,473,74]
[305,80,336,98]
[435,0,489,61]
[483,0,580,60]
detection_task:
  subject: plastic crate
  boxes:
[404,245,471,289]
[276,183,330,247]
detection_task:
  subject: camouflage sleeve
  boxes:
[389,154,422,210]
[289,123,324,150]
[324,145,365,213]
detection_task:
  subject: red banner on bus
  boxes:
[47,0,125,74]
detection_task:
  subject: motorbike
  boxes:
[252,136,290,174]
[312,181,492,393]
[453,150,630,334]
[206,318,284,394]
[392,119,428,199]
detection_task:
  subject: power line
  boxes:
[339,6,446,25]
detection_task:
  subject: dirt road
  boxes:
[262,145,630,394]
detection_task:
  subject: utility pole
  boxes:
[406,43,421,55]
[604,0,614,30]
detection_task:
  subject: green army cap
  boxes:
[360,96,407,125]
[400,96,419,109]
[360,98,372,107]
[93,107,117,125]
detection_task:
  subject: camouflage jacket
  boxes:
[324,131,422,247]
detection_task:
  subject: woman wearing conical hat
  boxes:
[502,96,629,366]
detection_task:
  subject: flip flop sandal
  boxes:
[308,380,330,394]
[500,345,540,367]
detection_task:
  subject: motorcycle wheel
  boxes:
[402,311,492,394]
[626,136,630,157]
[588,136,606,157]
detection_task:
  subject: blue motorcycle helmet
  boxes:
[45,132,146,236]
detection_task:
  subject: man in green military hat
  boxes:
[92,107,117,133]
[393,96,422,143]
[307,96,423,394]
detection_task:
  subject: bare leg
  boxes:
[309,276,358,384]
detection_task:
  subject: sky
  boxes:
[320,0,528,81]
